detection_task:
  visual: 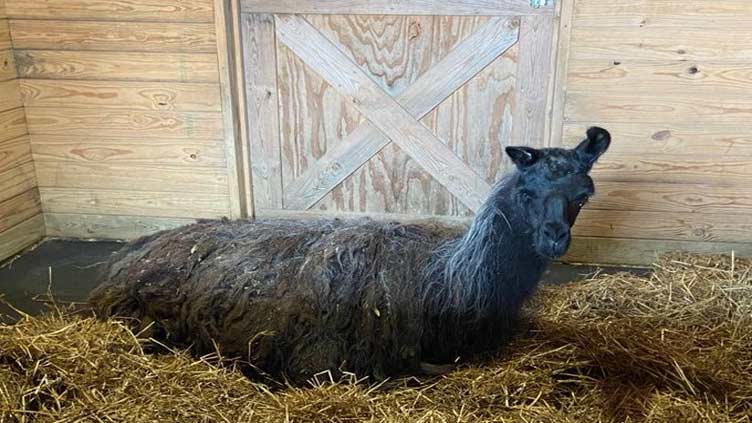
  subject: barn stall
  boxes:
[1,0,752,421]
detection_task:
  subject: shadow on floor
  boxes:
[0,239,650,322]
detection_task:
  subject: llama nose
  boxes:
[543,223,569,245]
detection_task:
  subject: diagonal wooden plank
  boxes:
[282,17,519,210]
[276,15,492,212]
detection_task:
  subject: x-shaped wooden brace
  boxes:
[276,15,520,212]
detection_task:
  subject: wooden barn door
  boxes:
[238,0,557,219]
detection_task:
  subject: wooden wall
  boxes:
[5,0,241,242]
[0,0,44,262]
[555,0,752,265]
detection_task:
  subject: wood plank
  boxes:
[39,187,229,218]
[589,154,752,186]
[511,15,553,146]
[0,135,31,172]
[546,0,575,147]
[590,182,752,216]
[0,108,27,143]
[241,0,553,15]
[278,15,518,211]
[0,19,10,50]
[212,0,244,219]
[0,161,37,201]
[5,0,214,22]
[0,188,41,233]
[35,162,230,194]
[0,49,16,81]
[44,212,194,240]
[15,50,219,83]
[9,20,216,53]
[567,61,752,100]
[0,214,44,263]
[276,15,492,212]
[574,209,752,244]
[19,80,221,112]
[564,91,752,125]
[570,25,752,62]
[574,0,752,25]
[562,123,752,156]
[25,108,223,139]
[243,13,282,209]
[564,236,752,266]
[0,79,21,112]
[30,135,226,167]
[231,0,254,217]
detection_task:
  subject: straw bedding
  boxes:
[2,253,752,422]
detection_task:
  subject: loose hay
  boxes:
[2,253,752,422]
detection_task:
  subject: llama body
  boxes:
[89,127,610,383]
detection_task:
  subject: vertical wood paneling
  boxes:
[511,15,553,146]
[243,13,283,209]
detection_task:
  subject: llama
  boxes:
[89,127,611,383]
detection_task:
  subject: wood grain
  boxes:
[0,49,16,81]
[9,20,216,52]
[5,0,214,22]
[212,0,244,219]
[0,214,44,262]
[574,209,752,244]
[0,161,37,202]
[20,80,221,112]
[39,187,229,218]
[590,182,752,215]
[574,0,752,26]
[231,0,254,217]
[564,236,752,266]
[547,0,575,148]
[30,135,226,167]
[0,135,32,172]
[25,108,223,139]
[570,25,752,62]
[15,50,219,82]
[276,15,493,212]
[241,0,553,15]
[0,108,28,143]
[0,19,10,50]
[589,154,752,186]
[562,123,752,156]
[511,15,553,145]
[243,13,282,209]
[0,79,21,112]
[44,212,194,240]
[567,61,752,100]
[0,188,41,233]
[35,162,230,194]
[565,91,752,125]
[281,16,520,211]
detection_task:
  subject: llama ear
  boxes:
[505,146,542,170]
[575,126,611,167]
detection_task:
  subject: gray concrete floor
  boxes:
[0,239,649,322]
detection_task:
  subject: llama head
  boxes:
[505,126,611,259]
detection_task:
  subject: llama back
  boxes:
[88,217,460,382]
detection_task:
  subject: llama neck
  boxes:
[427,174,548,319]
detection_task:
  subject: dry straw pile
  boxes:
[2,253,752,422]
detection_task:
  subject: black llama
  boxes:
[89,127,611,384]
